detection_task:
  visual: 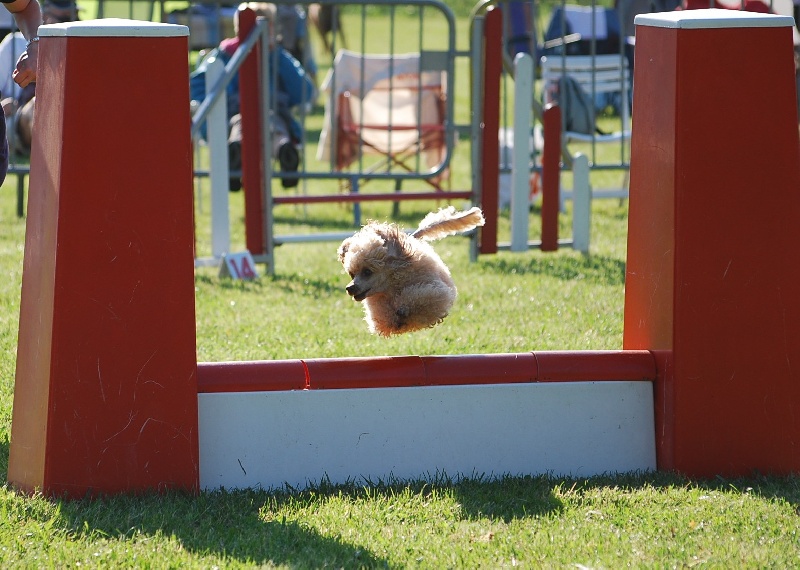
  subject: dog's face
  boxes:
[337,224,409,301]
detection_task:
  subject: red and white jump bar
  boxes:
[198,352,657,490]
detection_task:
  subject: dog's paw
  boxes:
[393,306,410,329]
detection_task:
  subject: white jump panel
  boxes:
[199,382,656,490]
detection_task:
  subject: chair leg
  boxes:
[392,179,402,217]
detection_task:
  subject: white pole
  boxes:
[206,56,231,259]
[572,153,591,254]
[510,53,533,252]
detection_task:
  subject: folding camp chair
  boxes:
[317,49,449,191]
[540,54,632,201]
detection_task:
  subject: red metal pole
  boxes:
[541,104,561,252]
[238,7,266,255]
[272,190,473,205]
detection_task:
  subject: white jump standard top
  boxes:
[635,7,794,29]
[38,18,189,38]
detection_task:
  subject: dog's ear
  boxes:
[383,233,405,260]
[376,226,411,263]
[337,238,351,264]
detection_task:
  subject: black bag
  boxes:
[553,75,596,135]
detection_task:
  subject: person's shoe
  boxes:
[228,140,242,192]
[278,142,299,188]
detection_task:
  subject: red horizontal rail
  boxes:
[534,351,658,382]
[197,360,307,392]
[272,190,472,205]
[342,124,444,132]
[196,350,657,393]
[349,84,441,93]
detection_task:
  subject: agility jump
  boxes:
[8,10,800,497]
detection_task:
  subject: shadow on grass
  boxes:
[33,476,566,567]
[271,210,357,232]
[38,472,800,567]
[270,192,460,232]
[479,253,626,286]
[196,271,341,297]
[0,437,381,566]
[271,271,343,296]
[62,488,387,568]
[3,423,800,569]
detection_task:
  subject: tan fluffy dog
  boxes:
[337,206,485,336]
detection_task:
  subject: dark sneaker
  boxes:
[228,140,242,192]
[278,142,299,188]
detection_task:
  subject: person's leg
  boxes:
[227,114,242,192]
[272,113,298,188]
[0,103,9,187]
[15,96,34,152]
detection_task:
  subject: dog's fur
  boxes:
[337,206,485,336]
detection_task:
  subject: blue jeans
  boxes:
[0,104,8,187]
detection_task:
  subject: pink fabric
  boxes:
[219,37,239,57]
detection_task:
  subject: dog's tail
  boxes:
[411,206,485,241]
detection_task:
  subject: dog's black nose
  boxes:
[346,282,358,296]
